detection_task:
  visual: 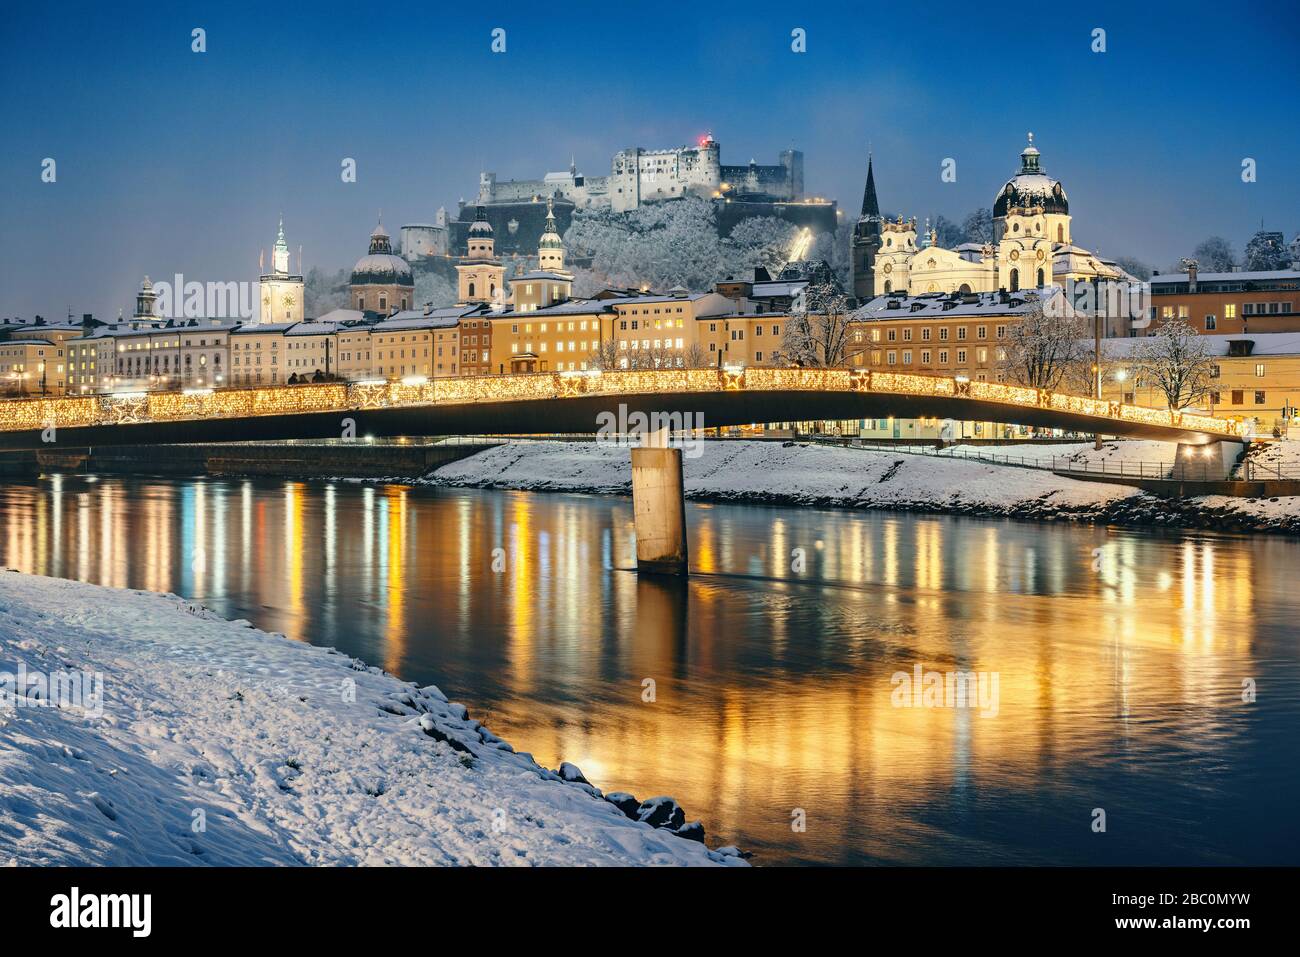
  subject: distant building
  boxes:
[400,207,450,262]
[848,288,1063,383]
[1148,264,1300,335]
[874,136,1134,296]
[258,217,305,325]
[1102,332,1300,433]
[454,206,505,307]
[475,133,805,213]
[350,219,414,315]
[450,196,576,260]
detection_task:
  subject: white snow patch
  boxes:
[0,572,740,866]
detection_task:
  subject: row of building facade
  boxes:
[4,137,1300,436]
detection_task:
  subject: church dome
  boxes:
[352,218,413,286]
[993,134,1068,218]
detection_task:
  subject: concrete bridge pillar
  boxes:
[630,427,688,576]
[1173,439,1244,482]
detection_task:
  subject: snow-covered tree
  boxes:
[933,215,964,249]
[722,217,802,278]
[1132,319,1215,410]
[777,279,852,367]
[413,270,456,310]
[808,221,853,290]
[961,208,994,245]
[304,267,350,316]
[1192,236,1237,272]
[563,196,843,295]
[998,301,1091,391]
[1244,230,1289,271]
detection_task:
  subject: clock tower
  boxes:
[258,216,305,324]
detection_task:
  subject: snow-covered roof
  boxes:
[512,271,573,283]
[286,321,340,336]
[495,299,613,319]
[315,309,366,325]
[232,321,296,335]
[852,289,1058,321]
[1151,269,1300,284]
[372,311,463,331]
[1102,332,1300,358]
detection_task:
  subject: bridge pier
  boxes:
[1173,439,1244,481]
[630,427,688,576]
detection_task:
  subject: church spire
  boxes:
[538,196,565,272]
[272,215,290,275]
[860,153,880,219]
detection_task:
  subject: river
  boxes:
[2,473,1297,865]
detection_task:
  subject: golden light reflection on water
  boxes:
[0,474,1292,864]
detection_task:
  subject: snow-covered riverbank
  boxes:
[0,571,743,866]
[425,440,1300,534]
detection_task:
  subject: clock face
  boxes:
[1009,250,1020,261]
[282,293,296,307]
[262,294,271,305]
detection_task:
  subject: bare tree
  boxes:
[1132,319,1216,410]
[778,280,853,367]
[682,342,709,369]
[1061,336,1120,397]
[588,338,622,371]
[999,301,1091,391]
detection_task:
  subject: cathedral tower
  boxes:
[851,154,883,302]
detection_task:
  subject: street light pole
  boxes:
[1094,284,1103,451]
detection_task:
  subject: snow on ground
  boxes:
[1246,438,1300,476]
[427,440,1300,531]
[0,572,742,866]
[944,440,1180,470]
[429,440,1139,511]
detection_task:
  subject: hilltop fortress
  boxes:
[477,132,804,213]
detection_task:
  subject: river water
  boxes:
[2,473,1297,865]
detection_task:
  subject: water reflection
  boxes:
[1,474,1296,865]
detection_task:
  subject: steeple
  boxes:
[860,153,880,220]
[851,152,885,302]
[538,196,565,272]
[272,215,290,275]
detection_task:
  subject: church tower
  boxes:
[851,154,883,302]
[259,216,305,324]
[456,205,505,306]
[537,197,566,274]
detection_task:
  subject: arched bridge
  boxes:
[0,368,1245,451]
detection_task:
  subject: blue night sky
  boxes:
[2,0,1297,319]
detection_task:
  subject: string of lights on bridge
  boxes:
[0,368,1245,439]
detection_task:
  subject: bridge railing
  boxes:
[0,368,1247,441]
[839,439,1300,482]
